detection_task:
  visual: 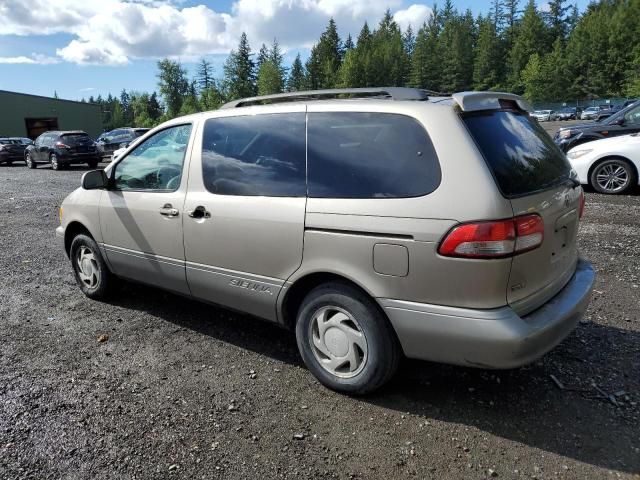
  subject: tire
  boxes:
[87,160,99,169]
[590,158,636,195]
[25,152,36,169]
[295,282,401,395]
[69,234,113,300]
[51,153,61,170]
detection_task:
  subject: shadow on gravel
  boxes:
[106,283,639,474]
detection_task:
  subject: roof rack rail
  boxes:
[220,87,442,109]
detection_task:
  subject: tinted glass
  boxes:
[463,110,571,197]
[201,113,306,196]
[114,124,192,191]
[60,133,91,145]
[307,112,440,198]
[623,104,640,125]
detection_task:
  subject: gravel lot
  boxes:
[1,127,639,479]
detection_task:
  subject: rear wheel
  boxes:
[51,154,61,170]
[295,282,401,395]
[590,158,636,194]
[70,234,113,299]
[25,152,36,169]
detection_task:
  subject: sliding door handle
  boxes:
[188,205,211,219]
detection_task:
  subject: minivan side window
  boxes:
[113,124,192,191]
[201,113,306,197]
[307,113,441,198]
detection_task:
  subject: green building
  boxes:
[0,90,102,139]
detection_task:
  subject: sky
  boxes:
[0,0,592,101]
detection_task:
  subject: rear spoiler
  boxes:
[452,92,531,113]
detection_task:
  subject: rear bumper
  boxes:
[58,152,100,164]
[380,259,595,369]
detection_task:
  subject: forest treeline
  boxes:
[81,0,640,131]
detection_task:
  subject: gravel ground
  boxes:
[1,151,639,479]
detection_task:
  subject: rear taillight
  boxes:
[55,141,70,149]
[579,189,585,219]
[439,214,544,259]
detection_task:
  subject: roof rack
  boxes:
[220,87,447,109]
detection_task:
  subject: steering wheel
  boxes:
[156,165,182,189]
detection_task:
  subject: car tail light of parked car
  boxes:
[438,214,544,259]
[55,141,70,149]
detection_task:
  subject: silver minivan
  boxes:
[56,88,595,394]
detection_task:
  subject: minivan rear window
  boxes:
[463,110,571,197]
[307,112,440,198]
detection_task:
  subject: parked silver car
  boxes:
[56,88,595,394]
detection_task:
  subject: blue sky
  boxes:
[0,0,591,101]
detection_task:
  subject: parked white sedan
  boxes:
[567,133,640,194]
[531,110,554,122]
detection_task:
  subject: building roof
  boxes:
[0,89,100,107]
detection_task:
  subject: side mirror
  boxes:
[612,117,625,126]
[82,169,108,190]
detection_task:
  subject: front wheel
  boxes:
[70,234,113,299]
[295,282,401,395]
[590,158,636,194]
[25,152,36,169]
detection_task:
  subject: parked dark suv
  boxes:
[0,138,28,165]
[25,131,100,170]
[555,100,640,152]
[96,127,150,158]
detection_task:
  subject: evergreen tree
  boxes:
[546,0,571,42]
[148,92,162,121]
[403,25,416,58]
[306,18,342,89]
[521,53,546,103]
[507,0,548,93]
[473,15,503,90]
[257,60,283,95]
[269,38,287,80]
[120,89,132,125]
[287,54,306,92]
[196,58,215,92]
[223,32,256,99]
[440,9,475,92]
[409,6,443,91]
[369,10,409,86]
[157,58,190,117]
[344,34,355,52]
[179,81,201,115]
[256,43,270,70]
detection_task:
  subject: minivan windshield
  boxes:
[463,110,572,198]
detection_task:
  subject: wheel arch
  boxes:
[279,271,385,331]
[587,155,639,187]
[64,221,96,256]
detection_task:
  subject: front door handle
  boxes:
[159,204,179,217]
[188,205,211,219]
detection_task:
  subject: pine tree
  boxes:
[521,53,546,103]
[257,61,283,95]
[287,54,306,92]
[196,58,215,92]
[507,0,548,93]
[256,43,269,71]
[368,10,408,86]
[179,81,201,115]
[223,32,256,100]
[409,6,443,91]
[344,34,355,52]
[269,38,287,80]
[440,8,475,92]
[306,18,342,89]
[120,89,132,125]
[157,58,190,117]
[546,0,571,43]
[473,15,503,90]
[403,25,416,58]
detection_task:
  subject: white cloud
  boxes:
[393,4,432,31]
[0,54,60,64]
[0,0,432,65]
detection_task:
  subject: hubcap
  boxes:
[596,163,628,193]
[76,245,99,289]
[52,156,58,169]
[309,306,368,378]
